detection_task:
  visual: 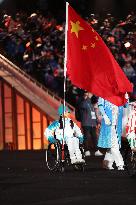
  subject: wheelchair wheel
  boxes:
[58,163,65,173]
[126,150,136,177]
[46,142,62,171]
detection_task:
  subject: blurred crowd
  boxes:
[0,10,136,106]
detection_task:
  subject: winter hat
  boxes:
[58,104,70,116]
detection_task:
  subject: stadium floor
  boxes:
[0,150,136,205]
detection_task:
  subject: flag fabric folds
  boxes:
[66,4,133,106]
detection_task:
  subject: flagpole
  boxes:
[64,1,69,109]
[61,1,69,162]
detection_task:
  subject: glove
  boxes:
[103,114,111,125]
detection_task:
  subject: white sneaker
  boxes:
[76,159,85,164]
[107,166,114,170]
[85,150,91,157]
[71,158,77,164]
[71,158,85,164]
[77,158,85,163]
[95,150,103,156]
[117,165,124,170]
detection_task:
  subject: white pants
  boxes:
[104,126,124,168]
[66,137,83,162]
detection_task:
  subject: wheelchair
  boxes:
[45,140,86,173]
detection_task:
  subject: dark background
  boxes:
[1,0,136,19]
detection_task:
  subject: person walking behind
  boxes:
[76,91,103,157]
[97,96,128,170]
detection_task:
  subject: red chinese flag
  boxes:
[66,4,133,106]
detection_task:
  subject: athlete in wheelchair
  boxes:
[44,104,85,172]
[123,101,136,176]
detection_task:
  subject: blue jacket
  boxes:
[78,97,97,127]
[98,97,124,148]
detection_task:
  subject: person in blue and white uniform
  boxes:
[44,104,85,164]
[98,94,129,170]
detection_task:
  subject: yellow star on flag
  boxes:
[82,45,88,50]
[91,43,95,48]
[70,21,84,38]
